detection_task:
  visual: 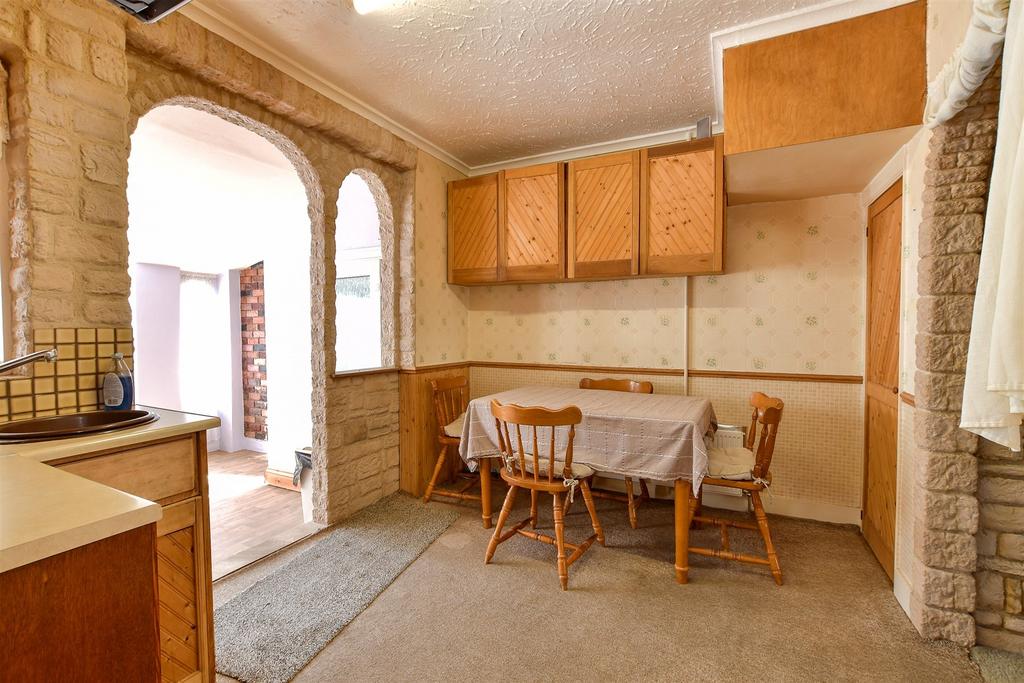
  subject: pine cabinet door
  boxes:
[567,150,640,279]
[156,497,215,683]
[447,174,500,284]
[501,163,565,282]
[640,135,724,276]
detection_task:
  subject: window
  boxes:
[335,173,384,372]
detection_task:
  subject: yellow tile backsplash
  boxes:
[0,328,134,423]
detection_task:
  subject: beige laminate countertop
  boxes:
[0,455,161,573]
[2,405,220,463]
[0,406,219,573]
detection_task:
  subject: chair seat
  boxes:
[707,446,755,480]
[520,459,594,479]
[443,413,465,438]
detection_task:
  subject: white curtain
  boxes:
[925,0,1009,127]
[961,0,1024,451]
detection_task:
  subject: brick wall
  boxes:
[912,62,1024,653]
[0,0,416,525]
[240,262,266,440]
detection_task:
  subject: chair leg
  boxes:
[639,478,651,500]
[485,485,519,564]
[624,476,638,529]
[553,492,568,591]
[751,491,783,585]
[423,444,448,503]
[580,480,605,546]
[530,489,539,529]
[692,487,704,530]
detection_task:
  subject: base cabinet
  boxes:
[55,432,215,683]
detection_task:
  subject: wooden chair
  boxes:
[422,377,480,507]
[579,377,654,529]
[485,400,605,590]
[690,392,785,585]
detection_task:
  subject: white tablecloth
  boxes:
[459,386,717,493]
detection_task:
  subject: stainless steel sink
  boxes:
[0,409,159,443]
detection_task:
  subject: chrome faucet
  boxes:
[0,347,58,375]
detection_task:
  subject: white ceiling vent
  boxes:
[106,0,192,23]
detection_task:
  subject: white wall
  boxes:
[130,262,182,410]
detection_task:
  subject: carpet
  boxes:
[213,493,459,683]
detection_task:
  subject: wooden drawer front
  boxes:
[61,437,196,503]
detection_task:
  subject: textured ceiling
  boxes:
[191,0,824,168]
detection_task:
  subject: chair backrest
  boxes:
[430,376,468,439]
[744,392,784,479]
[579,377,654,394]
[490,400,582,483]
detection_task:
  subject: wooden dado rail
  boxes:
[398,360,863,496]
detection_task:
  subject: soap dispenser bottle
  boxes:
[102,352,134,411]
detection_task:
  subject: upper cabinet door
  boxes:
[501,163,565,282]
[447,174,500,284]
[640,135,725,276]
[567,150,640,279]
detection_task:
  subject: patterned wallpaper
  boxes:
[414,151,469,366]
[689,194,865,376]
[467,278,687,368]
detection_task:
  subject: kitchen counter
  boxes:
[0,454,161,573]
[0,406,219,573]
[2,405,220,464]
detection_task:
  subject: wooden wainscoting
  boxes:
[399,363,471,497]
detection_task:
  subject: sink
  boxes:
[0,409,159,443]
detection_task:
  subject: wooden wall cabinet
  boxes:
[640,136,724,275]
[500,163,565,282]
[447,173,500,284]
[567,150,640,279]
[56,433,215,683]
[723,1,925,156]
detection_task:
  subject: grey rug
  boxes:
[214,494,459,683]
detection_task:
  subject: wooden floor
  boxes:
[208,450,319,580]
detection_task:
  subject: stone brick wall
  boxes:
[240,261,267,440]
[911,63,1024,653]
[0,0,418,524]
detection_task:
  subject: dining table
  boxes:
[458,385,717,583]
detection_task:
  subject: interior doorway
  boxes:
[863,179,903,580]
[127,105,319,579]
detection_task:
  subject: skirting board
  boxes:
[265,467,300,492]
[893,569,912,618]
[593,476,861,526]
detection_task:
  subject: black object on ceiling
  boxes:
[105,0,192,23]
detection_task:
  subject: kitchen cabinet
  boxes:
[640,136,724,275]
[500,162,565,282]
[567,150,640,279]
[56,432,215,683]
[447,173,500,284]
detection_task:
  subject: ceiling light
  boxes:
[352,0,402,15]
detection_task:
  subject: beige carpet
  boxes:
[216,492,980,682]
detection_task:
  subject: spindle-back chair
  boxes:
[691,391,785,584]
[423,377,483,511]
[484,400,604,590]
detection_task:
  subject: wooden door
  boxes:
[640,136,725,275]
[863,180,902,581]
[447,173,500,284]
[156,497,215,683]
[501,163,565,282]
[567,150,640,279]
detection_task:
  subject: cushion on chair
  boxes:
[443,413,465,438]
[707,446,755,480]
[521,459,594,479]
